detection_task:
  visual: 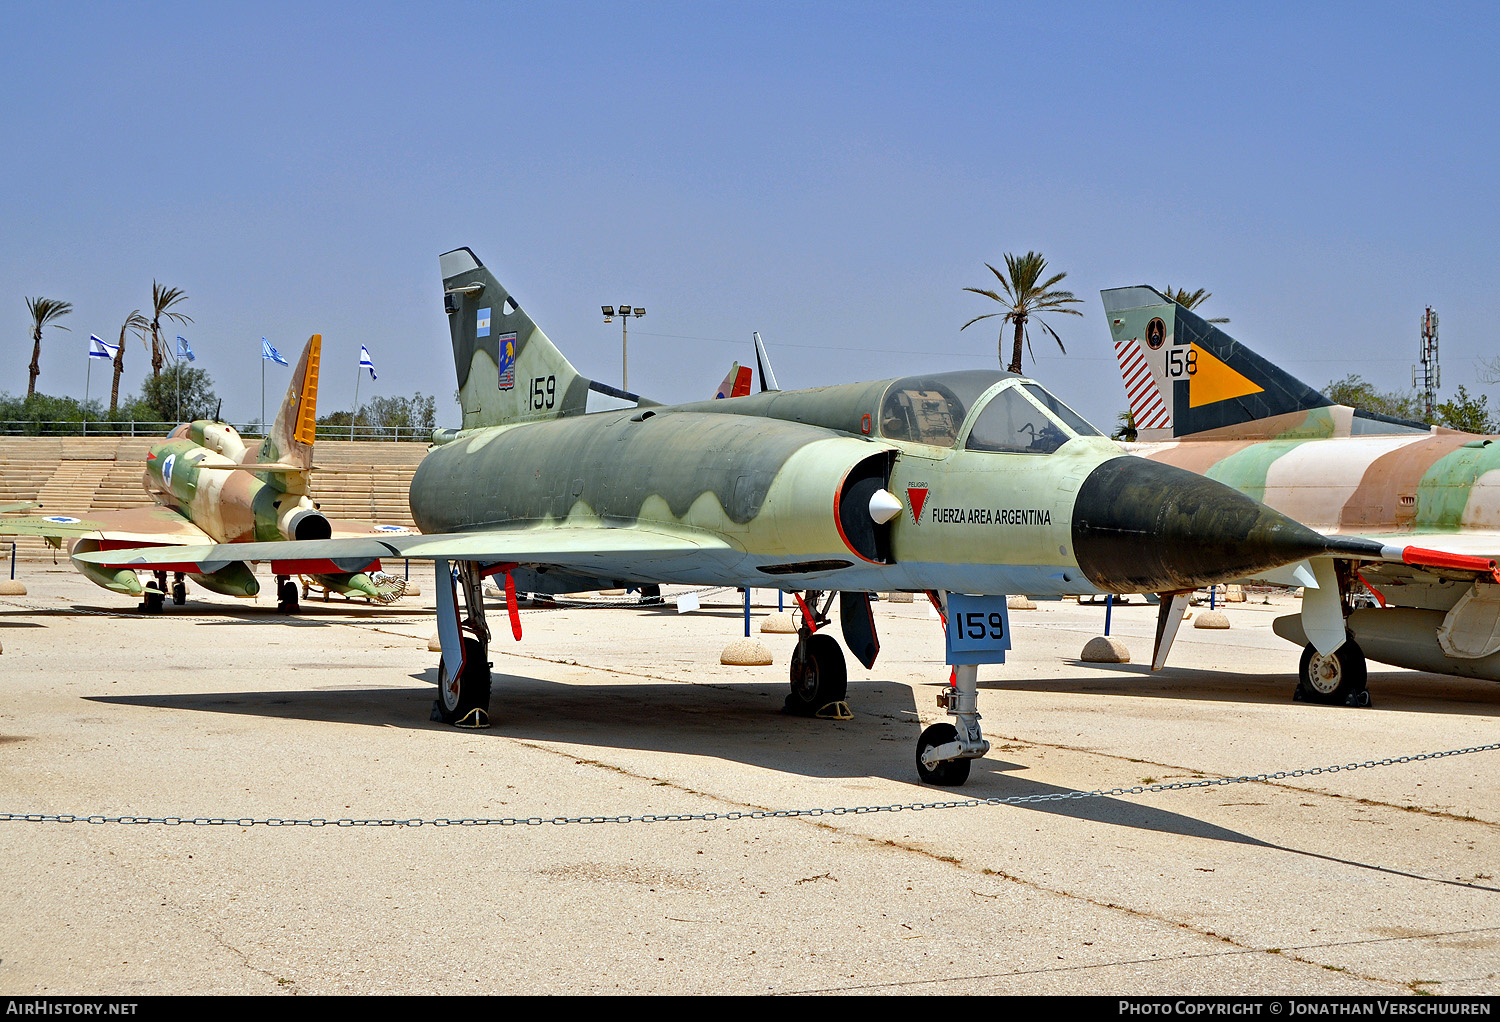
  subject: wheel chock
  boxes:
[814,701,853,720]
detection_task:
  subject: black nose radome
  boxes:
[1072,457,1328,594]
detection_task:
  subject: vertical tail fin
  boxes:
[257,334,320,470]
[1101,287,1428,440]
[439,248,649,430]
[753,331,780,392]
[714,362,753,399]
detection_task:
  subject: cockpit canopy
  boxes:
[878,370,1102,453]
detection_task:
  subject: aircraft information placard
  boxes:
[944,594,1011,665]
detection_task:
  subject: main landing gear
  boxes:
[276,574,300,614]
[433,560,494,729]
[140,570,168,613]
[171,572,187,606]
[786,591,849,718]
[1295,636,1371,707]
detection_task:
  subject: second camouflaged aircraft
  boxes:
[85,248,1432,784]
[0,335,411,611]
[1107,286,1500,705]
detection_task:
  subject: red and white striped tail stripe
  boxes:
[1114,338,1171,430]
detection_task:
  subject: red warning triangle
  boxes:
[906,487,929,525]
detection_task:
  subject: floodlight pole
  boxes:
[601,304,646,391]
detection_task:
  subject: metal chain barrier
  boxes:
[4,742,1496,830]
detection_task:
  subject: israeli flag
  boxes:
[176,335,195,362]
[88,334,118,360]
[359,345,378,381]
[262,337,289,366]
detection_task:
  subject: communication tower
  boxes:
[1414,306,1439,421]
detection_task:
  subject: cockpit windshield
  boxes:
[878,372,1102,453]
[1019,383,1103,438]
[878,371,1009,448]
[965,387,1069,453]
[964,382,1103,454]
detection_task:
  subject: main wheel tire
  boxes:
[436,635,492,726]
[141,590,164,613]
[1296,638,1369,706]
[277,579,300,614]
[171,580,187,605]
[915,722,971,786]
[784,632,848,716]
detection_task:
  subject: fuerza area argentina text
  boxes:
[929,507,1053,526]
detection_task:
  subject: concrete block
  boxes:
[1194,610,1231,629]
[1081,636,1130,662]
[760,612,797,634]
[721,639,773,666]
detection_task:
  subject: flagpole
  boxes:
[261,354,265,434]
[83,351,91,438]
[352,363,361,441]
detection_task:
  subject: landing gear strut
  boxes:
[433,559,492,728]
[1295,637,1370,707]
[915,591,990,786]
[785,590,849,717]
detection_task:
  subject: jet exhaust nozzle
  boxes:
[1071,457,1331,594]
[279,506,332,542]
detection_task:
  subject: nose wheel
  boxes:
[916,722,972,786]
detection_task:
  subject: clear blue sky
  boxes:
[4,1,1497,431]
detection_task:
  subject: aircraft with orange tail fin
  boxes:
[0,335,411,611]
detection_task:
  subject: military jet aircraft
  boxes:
[79,248,1453,785]
[1105,286,1500,704]
[0,335,410,611]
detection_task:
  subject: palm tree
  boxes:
[111,310,150,416]
[146,281,192,378]
[1162,286,1229,324]
[24,297,73,398]
[962,252,1083,374]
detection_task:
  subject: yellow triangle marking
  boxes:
[1188,343,1263,408]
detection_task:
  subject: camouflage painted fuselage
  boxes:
[143,425,306,546]
[1131,432,1500,536]
[416,247,1345,600]
[413,375,1333,598]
